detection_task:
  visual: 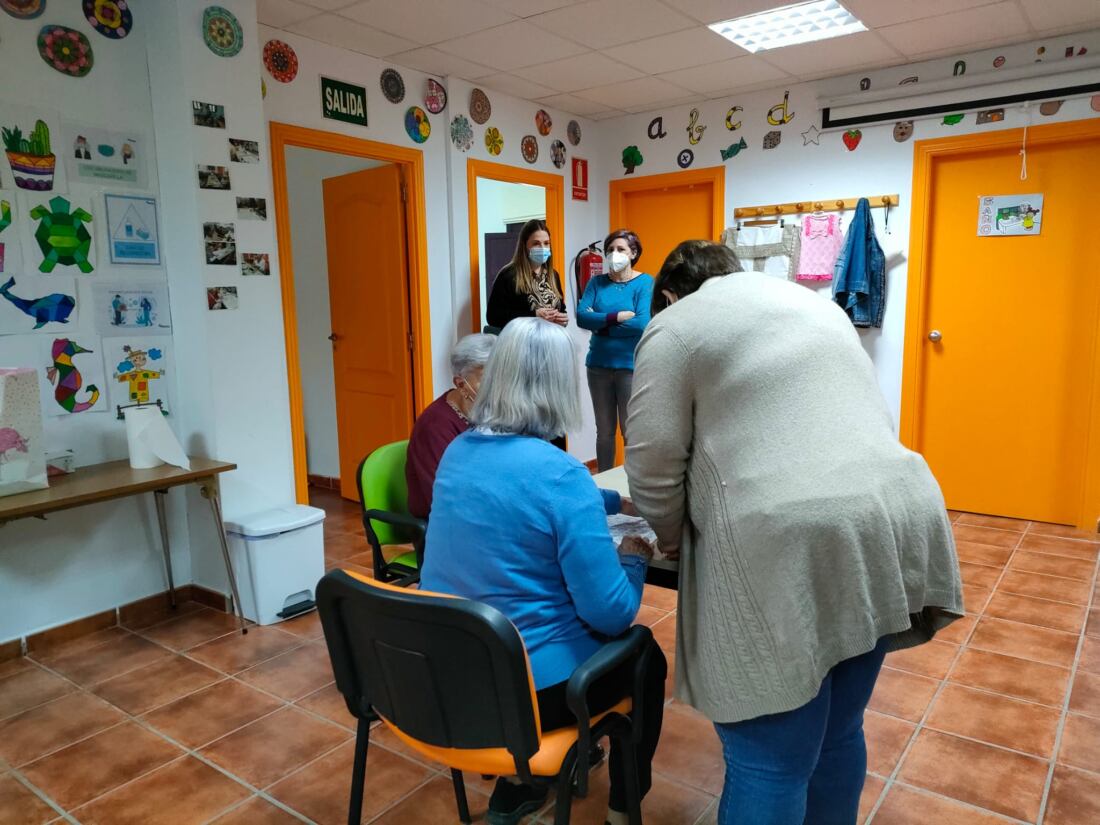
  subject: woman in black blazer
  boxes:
[486,219,568,331]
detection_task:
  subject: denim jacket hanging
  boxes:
[832,197,886,328]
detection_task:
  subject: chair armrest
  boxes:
[364,509,427,535]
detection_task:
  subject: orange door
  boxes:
[323,165,414,500]
[910,132,1100,524]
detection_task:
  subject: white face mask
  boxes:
[607,250,630,273]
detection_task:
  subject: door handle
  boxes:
[928,330,942,343]
[328,333,338,342]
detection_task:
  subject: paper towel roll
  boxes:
[123,406,190,470]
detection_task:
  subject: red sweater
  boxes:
[406,393,467,519]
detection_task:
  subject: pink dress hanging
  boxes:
[796,214,844,281]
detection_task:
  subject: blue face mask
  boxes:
[527,246,551,266]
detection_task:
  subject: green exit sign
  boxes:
[320,76,368,127]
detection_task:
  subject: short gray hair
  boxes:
[470,318,580,439]
[450,333,495,379]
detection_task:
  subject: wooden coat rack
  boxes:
[733,194,898,220]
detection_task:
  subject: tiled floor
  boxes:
[1,494,1097,824]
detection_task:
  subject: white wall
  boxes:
[474,178,546,330]
[285,146,383,479]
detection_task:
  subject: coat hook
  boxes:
[835,200,844,208]
[795,202,804,212]
[756,207,764,216]
[813,201,822,210]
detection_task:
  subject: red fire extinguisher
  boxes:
[573,242,602,309]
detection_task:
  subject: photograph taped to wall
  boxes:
[104,336,172,415]
[978,194,1044,236]
[241,252,269,276]
[203,222,236,265]
[192,100,226,129]
[92,282,171,335]
[207,285,237,310]
[0,195,23,275]
[228,138,259,163]
[61,123,146,189]
[20,191,97,274]
[197,164,231,190]
[0,105,68,193]
[0,274,77,335]
[39,332,107,417]
[236,196,266,220]
[105,193,160,264]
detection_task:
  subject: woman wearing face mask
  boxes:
[576,229,653,472]
[486,219,568,331]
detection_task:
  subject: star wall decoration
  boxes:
[801,125,821,146]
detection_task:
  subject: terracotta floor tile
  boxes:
[954,541,1012,568]
[369,774,489,825]
[296,682,357,731]
[138,608,244,651]
[983,590,1087,634]
[142,679,283,749]
[936,614,976,645]
[956,513,1029,531]
[268,738,432,824]
[896,729,1046,821]
[1080,636,1100,675]
[208,795,304,824]
[0,692,125,767]
[0,773,57,825]
[997,570,1091,606]
[0,665,75,719]
[1088,610,1100,638]
[1068,670,1100,719]
[237,642,334,701]
[641,583,678,612]
[91,655,221,715]
[0,657,32,680]
[29,626,130,663]
[119,597,207,631]
[863,711,915,776]
[369,719,447,769]
[46,633,172,688]
[21,720,181,809]
[952,525,1020,549]
[1044,765,1100,825]
[635,604,669,627]
[1009,550,1096,582]
[187,626,302,673]
[872,783,1008,824]
[1019,532,1099,560]
[968,617,1079,668]
[324,533,368,562]
[867,667,940,723]
[72,756,250,825]
[925,682,1060,757]
[276,610,324,639]
[652,701,724,795]
[948,647,1070,707]
[541,762,713,825]
[946,510,964,522]
[957,562,1002,590]
[1058,713,1100,774]
[962,584,991,614]
[858,774,884,823]
[885,641,959,680]
[200,705,351,789]
[1028,522,1100,542]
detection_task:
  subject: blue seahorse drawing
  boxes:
[0,277,75,329]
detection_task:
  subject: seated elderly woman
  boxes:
[421,318,667,825]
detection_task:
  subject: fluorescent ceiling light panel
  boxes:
[709,0,866,53]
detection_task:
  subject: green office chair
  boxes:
[356,440,426,584]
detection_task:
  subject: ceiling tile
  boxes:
[575,76,694,109]
[482,0,587,16]
[257,0,320,27]
[877,2,1031,59]
[1019,0,1100,31]
[623,93,705,113]
[435,21,588,70]
[591,110,627,120]
[475,73,560,99]
[657,54,790,94]
[388,47,495,78]
[755,30,901,78]
[658,0,795,25]
[603,27,749,74]
[535,92,618,116]
[288,14,420,55]
[297,0,359,9]
[514,52,643,92]
[530,0,697,49]
[842,0,1005,28]
[338,0,516,44]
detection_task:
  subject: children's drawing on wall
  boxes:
[61,124,145,188]
[241,252,270,276]
[105,193,160,264]
[0,197,22,274]
[207,286,238,310]
[92,283,171,335]
[2,112,66,192]
[228,138,259,163]
[105,338,171,415]
[40,334,105,416]
[0,275,76,333]
[24,195,95,273]
[236,197,266,220]
[203,222,236,265]
[978,194,1044,236]
[621,145,642,174]
[192,100,226,129]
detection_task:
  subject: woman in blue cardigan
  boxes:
[421,317,666,825]
[577,229,654,471]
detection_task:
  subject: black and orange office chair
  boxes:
[316,569,652,825]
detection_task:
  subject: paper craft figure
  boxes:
[720,138,747,160]
[2,119,56,191]
[45,338,100,413]
[30,196,94,273]
[621,145,643,174]
[1,277,75,328]
[114,344,166,406]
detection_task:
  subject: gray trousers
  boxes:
[587,366,633,472]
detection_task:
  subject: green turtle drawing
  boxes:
[30,196,94,273]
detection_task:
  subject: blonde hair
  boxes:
[506,219,562,302]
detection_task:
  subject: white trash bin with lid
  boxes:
[225,504,326,625]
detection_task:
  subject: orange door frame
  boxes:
[901,119,1100,531]
[269,121,434,504]
[608,165,727,244]
[466,159,566,333]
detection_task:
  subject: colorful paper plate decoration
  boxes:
[550,139,566,169]
[485,126,503,156]
[202,6,243,58]
[425,78,447,114]
[83,0,131,39]
[405,107,430,144]
[521,135,538,164]
[470,88,491,125]
[450,115,473,152]
[892,121,913,142]
[535,109,552,136]
[381,69,405,104]
[567,120,581,146]
[1,0,44,19]
[37,25,94,78]
[263,39,298,83]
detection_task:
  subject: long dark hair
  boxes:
[507,219,561,301]
[652,240,741,316]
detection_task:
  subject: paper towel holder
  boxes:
[116,400,165,421]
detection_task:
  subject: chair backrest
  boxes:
[317,570,542,764]
[357,440,412,545]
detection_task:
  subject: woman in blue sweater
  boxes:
[577,229,654,471]
[421,317,666,825]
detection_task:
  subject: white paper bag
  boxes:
[0,367,48,497]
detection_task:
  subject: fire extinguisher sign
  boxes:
[572,157,588,201]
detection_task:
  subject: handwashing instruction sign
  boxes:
[978,194,1043,236]
[106,194,160,265]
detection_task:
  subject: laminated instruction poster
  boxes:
[61,123,147,189]
[105,194,160,264]
[977,194,1043,236]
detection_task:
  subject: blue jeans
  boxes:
[714,636,890,825]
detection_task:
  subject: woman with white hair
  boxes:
[406,333,495,519]
[421,318,667,825]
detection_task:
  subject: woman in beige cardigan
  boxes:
[626,241,962,825]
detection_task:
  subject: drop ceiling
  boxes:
[257,0,1100,119]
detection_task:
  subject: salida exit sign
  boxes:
[321,76,368,127]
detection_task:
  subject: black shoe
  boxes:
[588,742,607,770]
[487,778,549,825]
